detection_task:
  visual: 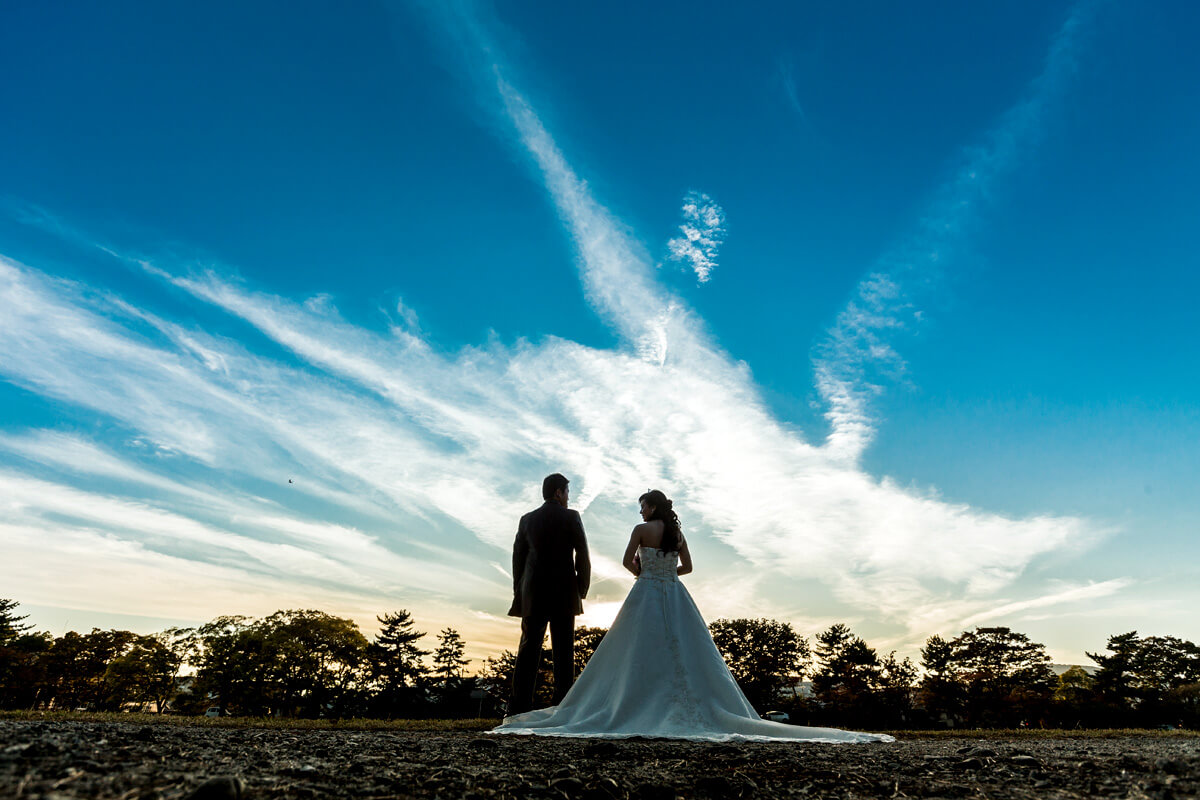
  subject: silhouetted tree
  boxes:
[262,610,368,718]
[42,629,138,710]
[1166,681,1200,728]
[876,650,918,726]
[919,634,963,726]
[811,624,881,723]
[1088,631,1139,703]
[0,599,50,710]
[709,618,809,711]
[0,600,51,710]
[367,610,429,717]
[478,648,554,710]
[1128,635,1200,699]
[186,611,372,717]
[433,628,469,685]
[103,634,182,712]
[1087,630,1141,725]
[478,650,516,701]
[20,593,1199,728]
[949,626,1053,726]
[429,628,487,716]
[189,616,267,715]
[574,627,608,678]
[0,599,32,644]
[1090,632,1200,726]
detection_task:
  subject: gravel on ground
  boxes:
[2,720,1198,799]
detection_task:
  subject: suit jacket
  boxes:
[508,501,591,618]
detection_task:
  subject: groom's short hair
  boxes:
[542,473,569,501]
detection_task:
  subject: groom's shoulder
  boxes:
[535,502,581,522]
[560,506,584,528]
[523,502,555,522]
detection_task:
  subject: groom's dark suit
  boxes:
[508,500,590,713]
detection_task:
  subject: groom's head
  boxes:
[542,473,569,507]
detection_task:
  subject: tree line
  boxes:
[707,619,1199,729]
[1,599,1196,727]
[0,600,481,719]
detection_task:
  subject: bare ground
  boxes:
[2,720,1198,800]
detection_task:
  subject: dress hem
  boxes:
[488,726,895,744]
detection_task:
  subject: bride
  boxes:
[492,490,893,743]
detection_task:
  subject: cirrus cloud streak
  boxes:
[0,1,1122,660]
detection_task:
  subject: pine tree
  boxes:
[812,623,880,701]
[1087,630,1140,705]
[368,611,429,690]
[0,599,32,646]
[920,634,962,724]
[0,599,46,710]
[432,628,468,685]
[876,651,917,725]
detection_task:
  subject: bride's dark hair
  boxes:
[639,489,682,554]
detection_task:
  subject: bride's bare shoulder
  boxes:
[631,520,663,546]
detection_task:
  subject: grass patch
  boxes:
[0,711,499,732]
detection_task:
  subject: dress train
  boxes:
[492,547,894,743]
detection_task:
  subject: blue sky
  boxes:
[1,1,1197,666]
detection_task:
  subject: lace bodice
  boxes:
[637,546,678,582]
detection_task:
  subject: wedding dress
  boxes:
[492,546,893,743]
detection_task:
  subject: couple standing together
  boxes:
[494,472,892,743]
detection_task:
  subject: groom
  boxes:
[507,472,591,714]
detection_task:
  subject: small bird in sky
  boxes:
[288,479,293,484]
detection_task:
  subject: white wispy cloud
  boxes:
[959,579,1136,629]
[0,203,1110,657]
[811,2,1098,459]
[777,58,809,128]
[0,1,1127,663]
[667,191,726,283]
[427,3,1116,642]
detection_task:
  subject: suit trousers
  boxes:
[509,613,575,714]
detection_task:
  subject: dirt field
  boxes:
[2,719,1197,799]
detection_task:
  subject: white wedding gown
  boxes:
[492,546,893,743]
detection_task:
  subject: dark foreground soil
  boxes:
[2,721,1198,800]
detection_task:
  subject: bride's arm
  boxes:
[622,528,642,576]
[677,537,693,576]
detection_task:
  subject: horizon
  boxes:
[2,1,1198,670]
[0,595,1130,677]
